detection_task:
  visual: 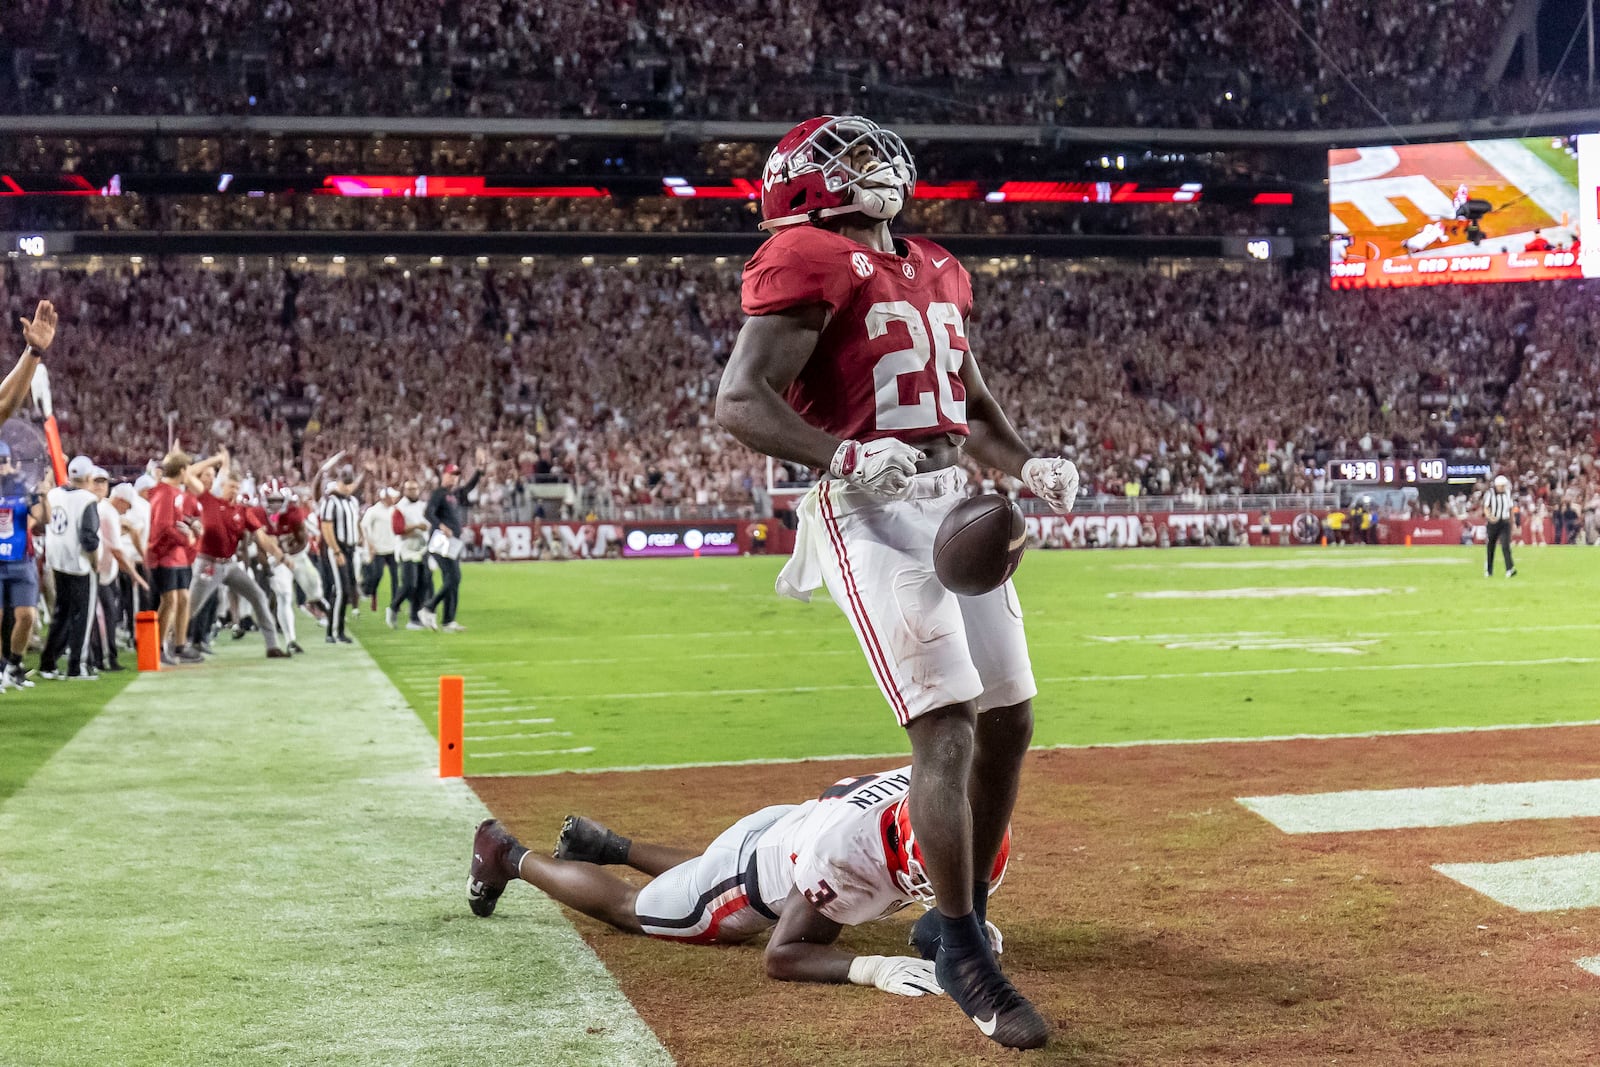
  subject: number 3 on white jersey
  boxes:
[867,301,967,431]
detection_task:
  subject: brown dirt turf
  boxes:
[472,725,1600,1066]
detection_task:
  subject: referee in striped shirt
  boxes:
[1483,474,1517,578]
[318,467,362,643]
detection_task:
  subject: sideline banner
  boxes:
[464,519,792,561]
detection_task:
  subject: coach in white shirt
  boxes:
[1483,474,1516,578]
[41,455,102,679]
[389,479,430,629]
[361,487,400,617]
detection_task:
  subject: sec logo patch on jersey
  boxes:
[851,252,874,279]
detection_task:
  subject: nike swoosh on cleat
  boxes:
[974,1013,997,1037]
[932,257,950,268]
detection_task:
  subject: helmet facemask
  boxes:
[761,115,916,231]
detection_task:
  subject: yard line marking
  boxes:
[465,703,537,713]
[523,657,1597,702]
[463,731,572,742]
[534,649,860,667]
[1112,557,1466,571]
[1434,852,1600,912]
[1113,586,1412,600]
[470,746,596,759]
[481,718,1600,777]
[1238,779,1600,834]
[1577,957,1600,978]
[465,717,555,727]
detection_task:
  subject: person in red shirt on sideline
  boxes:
[187,459,290,659]
[144,449,223,665]
[1526,230,1552,252]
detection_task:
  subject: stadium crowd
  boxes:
[0,0,1556,129]
[4,256,1598,535]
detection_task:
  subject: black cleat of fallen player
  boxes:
[935,914,1047,1050]
[467,818,521,918]
[910,906,942,960]
[553,815,632,865]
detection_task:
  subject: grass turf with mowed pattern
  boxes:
[361,545,1600,775]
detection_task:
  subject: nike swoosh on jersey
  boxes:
[932,256,951,268]
[974,1013,998,1036]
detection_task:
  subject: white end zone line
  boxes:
[472,717,1600,778]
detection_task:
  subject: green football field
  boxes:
[360,545,1600,776]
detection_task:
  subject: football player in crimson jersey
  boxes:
[466,767,1007,999]
[716,115,1079,1050]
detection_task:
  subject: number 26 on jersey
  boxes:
[867,300,967,432]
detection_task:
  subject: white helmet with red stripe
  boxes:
[886,799,1009,904]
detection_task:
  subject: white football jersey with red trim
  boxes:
[753,765,916,926]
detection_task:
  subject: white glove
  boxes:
[847,954,944,997]
[1021,457,1080,513]
[830,438,925,501]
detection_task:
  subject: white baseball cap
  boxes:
[67,455,94,480]
[1493,474,1511,489]
[91,466,109,481]
[133,473,157,492]
[110,483,139,504]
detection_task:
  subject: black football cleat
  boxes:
[467,818,520,918]
[553,815,630,865]
[910,907,942,960]
[936,939,1047,1050]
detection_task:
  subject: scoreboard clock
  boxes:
[1329,458,1448,485]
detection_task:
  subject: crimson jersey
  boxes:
[741,226,973,445]
[266,504,313,554]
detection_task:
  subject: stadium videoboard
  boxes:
[1329,133,1600,288]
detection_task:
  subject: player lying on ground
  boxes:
[715,115,1076,1049]
[467,767,1006,997]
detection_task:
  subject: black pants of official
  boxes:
[92,578,122,670]
[362,552,396,607]
[391,559,429,623]
[425,554,461,625]
[1486,519,1514,574]
[42,570,94,676]
[326,547,358,638]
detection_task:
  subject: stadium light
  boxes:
[296,256,308,264]
[201,255,214,264]
[429,255,443,265]
[521,256,533,264]
[581,255,595,266]
[476,256,488,266]
[332,255,346,264]
[383,255,397,265]
[129,255,142,264]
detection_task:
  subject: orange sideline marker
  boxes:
[439,675,464,777]
[134,610,161,672]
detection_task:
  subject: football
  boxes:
[933,494,1026,596]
